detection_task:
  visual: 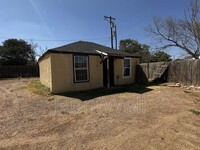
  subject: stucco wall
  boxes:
[39,53,140,93]
[51,53,103,93]
[39,54,52,90]
[114,57,140,85]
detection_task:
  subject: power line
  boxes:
[102,38,111,46]
[0,36,109,42]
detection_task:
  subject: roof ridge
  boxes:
[48,41,81,51]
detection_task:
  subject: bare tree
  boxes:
[146,0,200,59]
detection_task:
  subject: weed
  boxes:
[48,97,55,101]
[189,109,200,115]
[26,117,34,121]
[193,98,200,104]
[61,111,69,115]
[184,90,192,94]
[195,98,200,102]
[27,80,52,96]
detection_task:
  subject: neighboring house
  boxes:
[39,41,140,93]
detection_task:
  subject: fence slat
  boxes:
[167,60,200,86]
[136,60,200,86]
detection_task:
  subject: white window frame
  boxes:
[122,57,131,78]
[74,55,89,83]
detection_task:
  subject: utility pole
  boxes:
[114,25,117,50]
[104,16,117,50]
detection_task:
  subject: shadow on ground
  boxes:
[58,84,153,101]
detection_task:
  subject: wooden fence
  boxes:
[0,65,39,78]
[168,60,200,86]
[136,60,200,86]
[136,62,169,84]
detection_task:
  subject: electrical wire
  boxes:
[0,36,110,42]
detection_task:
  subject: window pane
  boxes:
[76,69,88,81]
[75,56,88,68]
[124,59,130,67]
[82,57,87,68]
[124,68,130,76]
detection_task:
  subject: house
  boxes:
[39,41,140,93]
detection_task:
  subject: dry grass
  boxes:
[0,78,200,150]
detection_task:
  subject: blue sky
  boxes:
[0,0,191,58]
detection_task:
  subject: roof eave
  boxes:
[38,50,141,62]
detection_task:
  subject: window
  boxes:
[74,55,89,82]
[123,58,131,78]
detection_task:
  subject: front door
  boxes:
[109,56,114,86]
[103,56,114,87]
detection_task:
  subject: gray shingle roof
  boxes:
[39,41,140,61]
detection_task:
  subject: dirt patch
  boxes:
[0,78,199,150]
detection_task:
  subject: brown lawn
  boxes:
[0,78,199,150]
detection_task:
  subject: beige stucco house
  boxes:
[39,41,140,93]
